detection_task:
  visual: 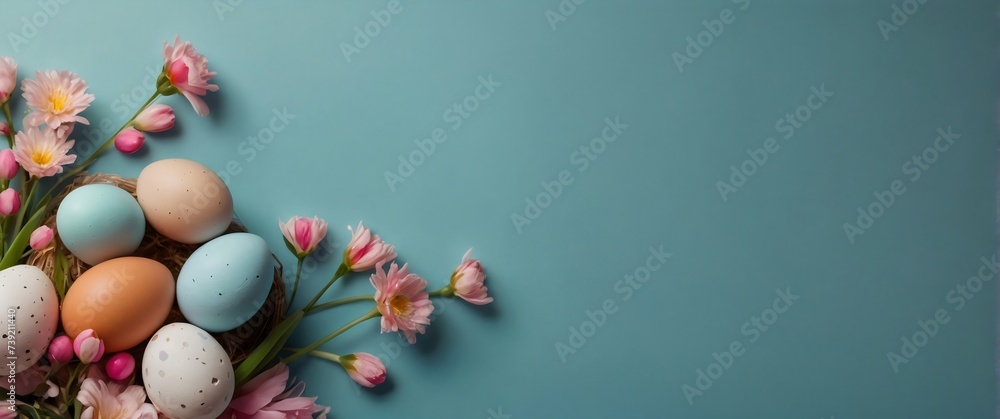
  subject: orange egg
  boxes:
[61,257,175,352]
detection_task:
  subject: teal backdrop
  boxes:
[1,1,997,418]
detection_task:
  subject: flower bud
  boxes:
[29,225,54,250]
[0,188,20,216]
[114,128,145,154]
[339,353,386,387]
[47,335,73,364]
[133,104,175,133]
[105,352,136,381]
[73,329,105,364]
[0,149,18,181]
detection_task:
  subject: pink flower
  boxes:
[74,329,105,364]
[13,127,77,178]
[133,104,175,132]
[0,408,15,419]
[30,225,54,250]
[0,188,20,216]
[47,335,73,364]
[114,127,145,154]
[344,221,396,272]
[0,149,18,180]
[338,353,386,388]
[162,36,218,117]
[0,56,16,103]
[371,262,434,344]
[105,352,136,381]
[221,363,329,419]
[21,69,94,128]
[76,378,157,419]
[0,122,8,137]
[0,364,57,398]
[449,248,493,305]
[279,216,327,258]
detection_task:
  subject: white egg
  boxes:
[0,265,58,373]
[142,323,235,419]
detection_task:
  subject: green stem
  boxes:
[428,285,454,298]
[282,347,341,363]
[48,91,160,198]
[306,295,374,315]
[2,101,13,148]
[281,308,380,364]
[302,263,351,312]
[287,258,304,309]
[63,362,85,409]
[13,176,36,235]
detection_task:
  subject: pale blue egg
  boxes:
[177,233,273,332]
[56,184,146,265]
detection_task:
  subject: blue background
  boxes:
[2,0,997,418]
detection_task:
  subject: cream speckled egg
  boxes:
[142,322,235,419]
[0,265,58,373]
[136,159,233,244]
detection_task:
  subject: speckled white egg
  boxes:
[0,265,58,373]
[142,322,235,419]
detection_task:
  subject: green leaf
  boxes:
[17,405,42,419]
[53,243,68,300]
[0,205,48,270]
[234,309,304,385]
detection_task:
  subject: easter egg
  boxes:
[0,265,58,373]
[61,257,174,352]
[136,159,234,244]
[143,322,235,419]
[56,184,145,265]
[177,233,273,332]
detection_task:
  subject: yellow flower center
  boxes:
[31,149,54,166]
[48,91,68,112]
[389,295,412,317]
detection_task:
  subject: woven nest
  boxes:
[27,173,286,365]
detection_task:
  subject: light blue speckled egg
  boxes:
[177,233,273,332]
[56,184,146,265]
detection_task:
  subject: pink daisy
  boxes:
[13,127,77,178]
[371,262,434,344]
[21,70,94,128]
[163,36,219,117]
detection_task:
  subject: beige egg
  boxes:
[136,159,234,244]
